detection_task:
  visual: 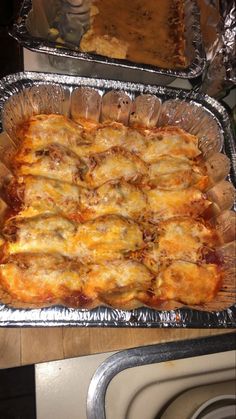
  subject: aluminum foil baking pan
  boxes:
[0,71,235,327]
[10,0,206,83]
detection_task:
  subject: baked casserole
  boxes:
[0,110,234,310]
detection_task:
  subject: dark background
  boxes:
[0,3,35,418]
[0,0,23,78]
[0,366,36,419]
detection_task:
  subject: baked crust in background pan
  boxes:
[80,0,187,69]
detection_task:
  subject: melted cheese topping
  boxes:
[83,259,153,301]
[16,117,200,163]
[84,148,148,187]
[150,171,208,190]
[17,114,84,150]
[80,181,147,220]
[148,156,208,190]
[18,118,128,158]
[14,144,87,186]
[148,155,193,175]
[88,123,127,152]
[0,255,153,306]
[9,176,81,219]
[56,122,127,158]
[3,214,143,262]
[141,127,200,163]
[142,217,220,271]
[4,215,77,257]
[123,128,147,155]
[155,261,221,305]
[146,187,211,222]
[0,254,84,303]
[0,114,224,309]
[74,215,144,261]
[66,123,146,157]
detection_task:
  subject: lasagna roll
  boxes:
[154,261,222,305]
[5,175,81,220]
[141,127,200,163]
[80,180,147,220]
[141,217,220,271]
[146,187,211,222]
[13,143,87,186]
[16,114,84,151]
[84,147,148,187]
[83,259,154,308]
[3,214,77,257]
[3,214,144,262]
[0,253,85,305]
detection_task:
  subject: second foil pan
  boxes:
[10,0,205,84]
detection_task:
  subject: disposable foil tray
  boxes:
[10,0,205,83]
[0,71,235,327]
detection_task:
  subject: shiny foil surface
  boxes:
[199,0,236,97]
[0,72,235,327]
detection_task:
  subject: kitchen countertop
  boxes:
[0,49,234,370]
[0,328,234,369]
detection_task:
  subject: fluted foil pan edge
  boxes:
[0,71,235,327]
